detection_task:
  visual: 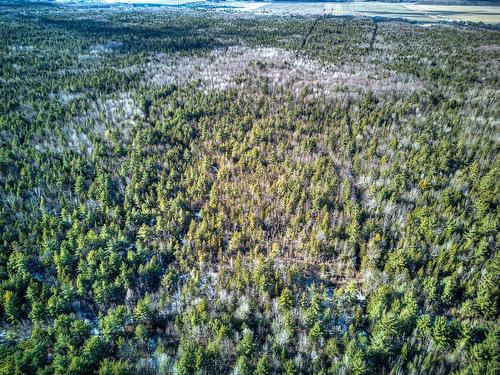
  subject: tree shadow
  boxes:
[40,16,224,54]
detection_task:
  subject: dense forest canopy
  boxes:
[0,3,499,374]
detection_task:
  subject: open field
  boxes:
[406,4,500,24]
[229,2,500,24]
[57,0,500,24]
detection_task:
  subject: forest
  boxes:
[0,2,499,374]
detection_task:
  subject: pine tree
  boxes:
[432,316,449,349]
[254,354,270,375]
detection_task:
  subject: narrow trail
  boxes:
[370,20,378,50]
[301,16,322,50]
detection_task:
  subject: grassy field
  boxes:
[57,1,500,24]
[226,1,500,24]
[405,4,500,24]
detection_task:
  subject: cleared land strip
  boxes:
[370,20,378,50]
[301,16,322,49]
